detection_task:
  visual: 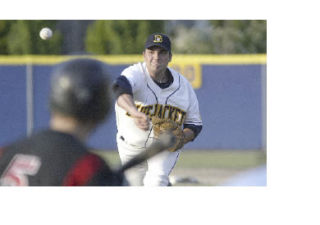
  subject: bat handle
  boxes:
[115,132,175,174]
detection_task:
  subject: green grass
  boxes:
[92,149,266,186]
[92,149,266,169]
[176,150,265,169]
[91,150,121,167]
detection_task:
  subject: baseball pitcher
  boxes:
[112,33,203,186]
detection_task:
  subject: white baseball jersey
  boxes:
[115,62,202,148]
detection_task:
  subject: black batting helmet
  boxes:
[49,58,111,123]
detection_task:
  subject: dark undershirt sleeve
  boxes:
[112,76,133,99]
[183,124,203,141]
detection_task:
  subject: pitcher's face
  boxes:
[143,46,171,76]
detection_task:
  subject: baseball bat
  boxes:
[115,132,175,174]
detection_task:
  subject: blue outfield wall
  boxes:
[0,55,266,150]
[0,66,27,144]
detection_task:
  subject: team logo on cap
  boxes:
[153,35,163,43]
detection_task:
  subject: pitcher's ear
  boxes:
[169,52,172,62]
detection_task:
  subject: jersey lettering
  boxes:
[157,104,163,118]
[126,103,186,126]
[0,154,41,186]
[168,105,175,120]
[145,105,153,115]
[150,104,158,117]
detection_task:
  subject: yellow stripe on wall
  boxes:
[171,54,266,64]
[0,54,266,65]
[0,54,266,89]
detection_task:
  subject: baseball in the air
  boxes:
[39,27,53,40]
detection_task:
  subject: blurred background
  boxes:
[0,20,266,55]
[0,20,266,185]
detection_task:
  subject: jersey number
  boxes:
[0,154,41,186]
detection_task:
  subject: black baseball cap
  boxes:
[144,33,171,52]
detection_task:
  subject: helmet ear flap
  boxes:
[49,58,111,123]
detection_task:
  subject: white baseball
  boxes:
[39,27,53,40]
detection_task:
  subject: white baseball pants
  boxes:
[116,134,180,186]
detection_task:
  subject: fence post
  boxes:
[26,60,33,137]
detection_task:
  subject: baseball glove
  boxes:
[151,117,185,152]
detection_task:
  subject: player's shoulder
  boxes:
[34,130,82,147]
[121,62,146,87]
[122,62,144,76]
[4,130,84,154]
[169,67,193,87]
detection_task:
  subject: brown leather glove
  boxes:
[151,117,185,152]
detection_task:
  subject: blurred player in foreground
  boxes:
[112,33,203,186]
[0,58,122,186]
